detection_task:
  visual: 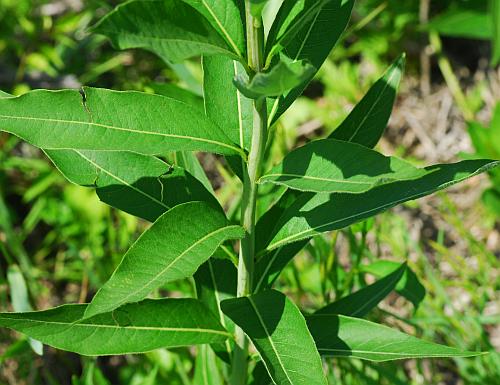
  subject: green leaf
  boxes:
[263,160,498,251]
[0,87,243,156]
[268,0,355,122]
[426,4,492,40]
[265,0,333,65]
[148,82,204,111]
[203,55,253,150]
[92,0,240,63]
[306,314,481,361]
[259,139,427,193]
[45,150,219,222]
[194,258,237,363]
[194,345,223,385]
[314,263,407,317]
[250,0,269,17]
[235,56,316,99]
[181,0,246,58]
[85,202,245,318]
[360,260,426,310]
[329,55,405,148]
[221,290,328,385]
[0,299,230,356]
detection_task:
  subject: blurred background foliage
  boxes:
[0,0,499,384]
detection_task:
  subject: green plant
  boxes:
[0,1,498,384]
[468,103,500,216]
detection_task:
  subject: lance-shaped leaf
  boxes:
[314,263,407,317]
[149,82,204,111]
[194,258,237,363]
[222,290,328,385]
[329,54,405,148]
[0,299,230,356]
[45,150,219,222]
[234,57,316,100]
[85,202,244,318]
[264,160,498,251]
[259,139,427,193]
[0,87,243,156]
[360,260,426,310]
[181,0,246,58]
[306,314,481,361]
[203,55,252,150]
[268,0,355,122]
[92,0,240,63]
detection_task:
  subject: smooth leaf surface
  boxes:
[194,345,223,385]
[259,139,427,193]
[314,263,407,317]
[45,150,219,222]
[268,0,355,122]
[203,55,253,150]
[194,258,237,363]
[149,82,204,110]
[265,0,333,65]
[182,0,245,58]
[307,314,480,361]
[234,57,316,99]
[92,0,240,62]
[329,55,405,148]
[85,202,244,318]
[0,299,229,356]
[222,290,327,385]
[0,87,243,156]
[175,151,215,195]
[264,160,498,251]
[360,260,426,310]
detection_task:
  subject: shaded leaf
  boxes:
[0,299,229,356]
[194,258,237,363]
[92,0,240,62]
[360,260,426,310]
[45,150,219,222]
[175,151,215,195]
[329,54,405,148]
[222,290,327,385]
[148,82,204,110]
[0,87,243,156]
[307,314,481,361]
[85,202,244,318]
[259,139,427,193]
[314,263,407,317]
[263,160,498,251]
[234,57,316,99]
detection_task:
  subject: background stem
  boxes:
[231,2,267,384]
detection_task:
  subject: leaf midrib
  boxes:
[102,225,242,311]
[74,150,170,210]
[0,316,230,336]
[0,114,241,154]
[201,0,243,58]
[247,297,294,385]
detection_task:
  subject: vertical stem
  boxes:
[231,2,267,384]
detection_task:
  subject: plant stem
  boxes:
[231,2,267,384]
